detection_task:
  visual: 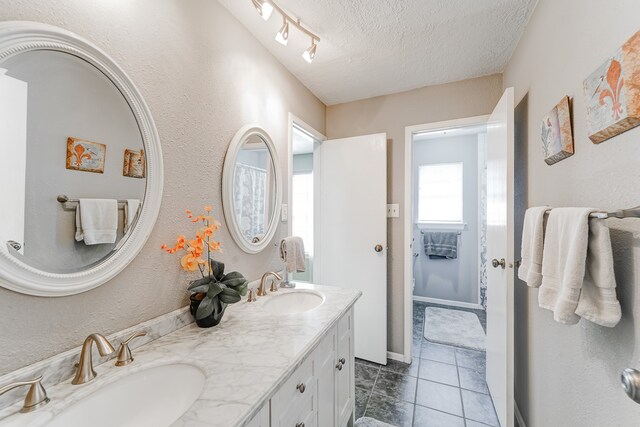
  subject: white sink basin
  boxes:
[264,291,324,315]
[48,364,205,427]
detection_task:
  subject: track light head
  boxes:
[275,19,289,46]
[252,0,273,21]
[302,40,318,63]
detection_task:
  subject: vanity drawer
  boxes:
[277,392,316,427]
[271,355,316,426]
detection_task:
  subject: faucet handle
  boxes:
[247,288,256,302]
[115,331,147,367]
[0,375,50,413]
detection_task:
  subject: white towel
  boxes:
[280,236,306,273]
[575,219,621,327]
[538,208,594,324]
[518,206,549,287]
[123,199,141,235]
[75,199,118,245]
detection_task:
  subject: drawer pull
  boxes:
[339,358,346,364]
[296,423,305,427]
[336,362,343,371]
[296,383,306,394]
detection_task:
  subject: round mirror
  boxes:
[222,125,281,254]
[0,22,163,296]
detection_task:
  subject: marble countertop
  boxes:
[0,283,361,427]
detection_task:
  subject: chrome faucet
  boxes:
[257,272,282,296]
[72,334,115,385]
[0,376,49,413]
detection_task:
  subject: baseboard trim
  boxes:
[413,295,484,310]
[515,401,527,427]
[386,351,408,363]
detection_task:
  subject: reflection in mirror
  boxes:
[0,50,145,274]
[233,134,276,244]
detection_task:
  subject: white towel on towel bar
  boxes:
[538,208,593,324]
[280,236,306,273]
[538,207,621,327]
[518,206,548,287]
[75,199,118,245]
[575,218,621,327]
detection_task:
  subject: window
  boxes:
[292,172,314,254]
[418,162,463,223]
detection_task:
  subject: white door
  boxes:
[0,70,28,254]
[316,133,387,364]
[485,87,515,427]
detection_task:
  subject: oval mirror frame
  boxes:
[222,125,282,254]
[0,21,163,296]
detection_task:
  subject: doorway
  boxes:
[287,114,325,283]
[403,88,516,427]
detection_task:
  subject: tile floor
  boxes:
[355,301,499,427]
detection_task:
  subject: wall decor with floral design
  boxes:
[583,30,640,144]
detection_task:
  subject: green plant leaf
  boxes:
[209,259,225,281]
[222,271,244,281]
[222,277,247,288]
[188,277,212,292]
[221,271,247,291]
[195,295,214,320]
[207,282,223,299]
[219,288,241,304]
[234,282,248,296]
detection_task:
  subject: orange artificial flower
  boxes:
[162,204,223,274]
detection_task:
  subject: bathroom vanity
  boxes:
[0,284,361,427]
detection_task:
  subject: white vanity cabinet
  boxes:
[247,307,355,427]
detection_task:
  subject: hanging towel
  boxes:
[575,218,621,327]
[538,208,594,324]
[423,232,458,259]
[518,206,549,287]
[123,199,141,235]
[280,236,306,273]
[75,199,118,245]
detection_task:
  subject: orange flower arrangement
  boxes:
[162,205,247,326]
[161,206,222,278]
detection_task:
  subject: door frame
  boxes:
[287,113,326,282]
[403,114,490,363]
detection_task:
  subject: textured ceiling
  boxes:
[217,0,538,105]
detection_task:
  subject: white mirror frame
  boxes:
[0,21,163,296]
[222,125,282,254]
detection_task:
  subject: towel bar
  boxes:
[57,194,128,211]
[420,230,462,235]
[543,207,640,219]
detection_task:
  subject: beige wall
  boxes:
[0,0,325,375]
[504,0,640,425]
[326,75,503,353]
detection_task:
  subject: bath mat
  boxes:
[355,417,397,427]
[424,307,486,351]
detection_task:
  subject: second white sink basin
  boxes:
[47,364,205,427]
[264,291,325,315]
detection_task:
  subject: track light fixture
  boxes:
[252,0,273,21]
[302,38,318,63]
[250,0,320,63]
[275,18,289,46]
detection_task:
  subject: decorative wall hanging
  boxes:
[541,96,574,165]
[583,30,640,144]
[123,148,145,178]
[65,137,106,173]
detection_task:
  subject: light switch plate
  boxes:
[281,204,288,222]
[387,204,399,218]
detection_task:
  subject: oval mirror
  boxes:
[222,125,282,254]
[0,22,163,296]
